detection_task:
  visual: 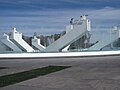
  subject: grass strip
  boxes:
[0,65,71,87]
[0,67,8,69]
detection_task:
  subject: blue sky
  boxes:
[0,0,120,36]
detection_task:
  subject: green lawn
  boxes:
[0,67,8,69]
[0,65,71,87]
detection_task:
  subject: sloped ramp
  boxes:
[88,29,120,50]
[45,17,89,52]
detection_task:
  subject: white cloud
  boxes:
[0,7,120,35]
[88,7,120,20]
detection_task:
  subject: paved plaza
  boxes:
[0,56,120,90]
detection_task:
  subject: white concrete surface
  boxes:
[0,50,120,58]
[32,36,46,51]
[9,28,34,52]
[45,16,89,52]
[1,33,22,52]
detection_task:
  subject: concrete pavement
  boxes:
[0,56,120,90]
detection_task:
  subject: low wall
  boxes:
[0,51,120,59]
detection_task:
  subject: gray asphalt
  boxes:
[0,56,120,90]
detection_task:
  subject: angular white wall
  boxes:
[88,27,120,50]
[1,33,22,52]
[45,16,90,52]
[32,36,46,51]
[9,28,34,52]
